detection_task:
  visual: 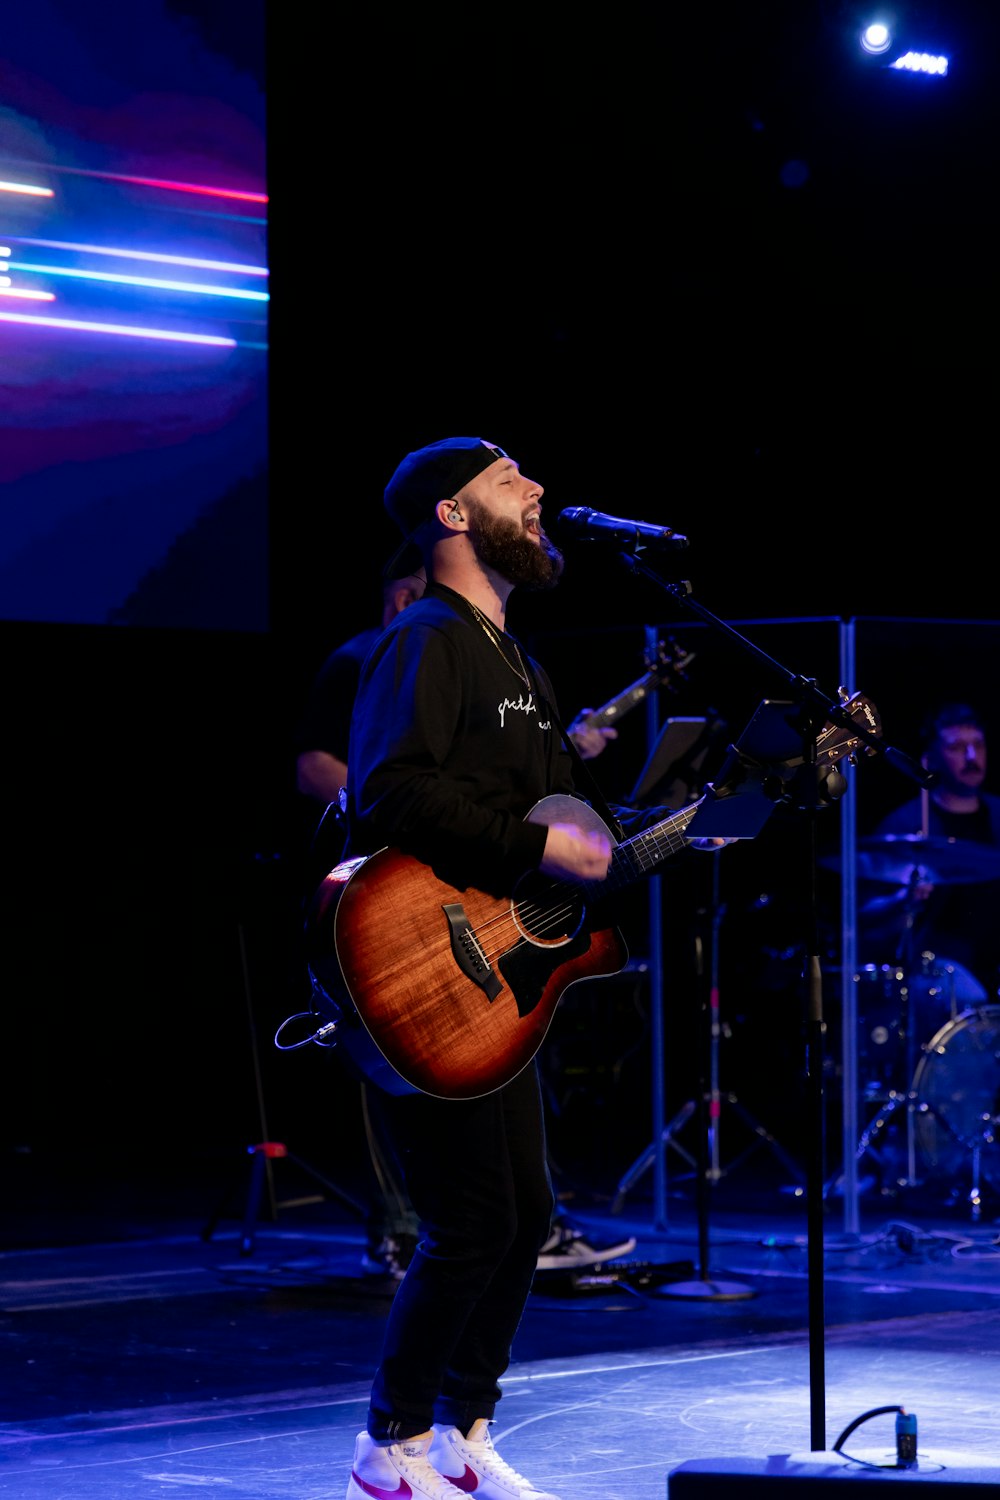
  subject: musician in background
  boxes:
[295,549,629,1283]
[296,544,427,814]
[567,711,618,759]
[338,435,728,1500]
[295,547,427,1279]
[859,701,1000,1007]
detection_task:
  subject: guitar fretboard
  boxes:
[579,800,702,902]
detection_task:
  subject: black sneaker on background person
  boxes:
[534,1214,636,1272]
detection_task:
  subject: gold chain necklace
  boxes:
[466,600,533,690]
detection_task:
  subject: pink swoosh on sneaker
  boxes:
[443,1466,478,1493]
[351,1474,413,1499]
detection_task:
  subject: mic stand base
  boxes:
[653,1276,755,1301]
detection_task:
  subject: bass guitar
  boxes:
[304,694,878,1100]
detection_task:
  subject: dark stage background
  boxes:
[4,3,1000,1221]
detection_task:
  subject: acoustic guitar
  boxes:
[304,694,877,1100]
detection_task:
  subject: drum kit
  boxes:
[845,834,1000,1212]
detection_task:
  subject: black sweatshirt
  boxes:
[345,582,673,898]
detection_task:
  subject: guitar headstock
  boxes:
[643,635,695,692]
[709,692,884,815]
[816,691,883,765]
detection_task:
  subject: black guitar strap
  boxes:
[538,688,626,843]
[500,625,626,843]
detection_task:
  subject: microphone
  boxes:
[557,506,689,553]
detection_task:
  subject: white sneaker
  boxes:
[428,1419,561,1500]
[535,1221,636,1271]
[346,1429,464,1499]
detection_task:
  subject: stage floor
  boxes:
[4,1149,1000,1498]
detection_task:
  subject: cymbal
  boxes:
[828,833,1000,885]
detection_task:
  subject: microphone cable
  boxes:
[832,1404,917,1470]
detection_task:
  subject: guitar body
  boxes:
[300,692,878,1100]
[305,795,627,1100]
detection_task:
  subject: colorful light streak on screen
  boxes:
[1,2,268,631]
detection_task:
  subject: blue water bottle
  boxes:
[896,1409,917,1467]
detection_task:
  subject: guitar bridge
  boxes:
[443,902,503,1001]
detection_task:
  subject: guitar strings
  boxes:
[470,891,578,959]
[475,821,695,948]
[467,815,698,964]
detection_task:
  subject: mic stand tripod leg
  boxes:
[715,1093,807,1185]
[654,1086,756,1301]
[611,1101,698,1214]
[656,870,755,1302]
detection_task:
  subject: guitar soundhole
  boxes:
[512,883,586,947]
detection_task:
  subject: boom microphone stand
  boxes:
[558,518,928,1452]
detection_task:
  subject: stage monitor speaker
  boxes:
[667,1454,1000,1495]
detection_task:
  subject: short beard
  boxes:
[465,499,564,590]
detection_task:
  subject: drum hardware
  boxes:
[855,1090,921,1193]
[855,1002,1000,1220]
[851,960,929,1194]
[822,834,1000,886]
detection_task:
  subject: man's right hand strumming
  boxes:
[540,822,613,881]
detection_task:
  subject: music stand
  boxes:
[615,717,728,1188]
[611,719,727,1208]
[631,715,729,812]
[618,707,807,1298]
[686,699,833,839]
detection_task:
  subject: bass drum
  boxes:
[911,1005,1000,1190]
[907,951,987,1034]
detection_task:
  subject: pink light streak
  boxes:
[49,164,267,203]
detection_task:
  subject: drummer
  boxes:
[859,701,1000,1007]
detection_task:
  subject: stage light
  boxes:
[853,8,952,77]
[891,50,949,74]
[860,21,893,55]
